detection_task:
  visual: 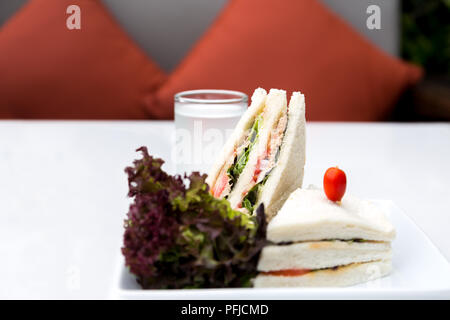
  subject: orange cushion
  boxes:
[156,0,423,121]
[0,0,167,119]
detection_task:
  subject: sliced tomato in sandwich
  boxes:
[261,269,311,277]
[211,171,229,197]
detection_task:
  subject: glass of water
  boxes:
[173,89,248,175]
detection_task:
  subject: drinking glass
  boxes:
[173,89,248,175]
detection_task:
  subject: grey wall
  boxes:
[321,0,399,57]
[102,0,227,72]
[0,0,399,72]
[0,0,27,25]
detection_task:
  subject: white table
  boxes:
[0,121,449,299]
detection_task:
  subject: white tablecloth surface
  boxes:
[0,121,448,299]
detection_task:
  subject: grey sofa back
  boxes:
[0,0,399,72]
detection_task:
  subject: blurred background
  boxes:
[399,0,450,120]
[0,1,449,299]
[0,0,449,121]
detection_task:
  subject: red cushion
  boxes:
[0,0,168,119]
[155,0,423,121]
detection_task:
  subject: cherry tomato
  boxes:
[323,167,347,202]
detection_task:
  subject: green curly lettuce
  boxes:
[122,147,267,289]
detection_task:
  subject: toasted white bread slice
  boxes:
[254,259,392,287]
[257,240,391,272]
[227,89,287,209]
[206,88,267,188]
[255,91,306,221]
[267,188,396,243]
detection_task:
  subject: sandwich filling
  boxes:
[210,108,288,212]
[211,114,263,198]
[261,268,311,277]
[259,261,377,277]
[240,110,287,212]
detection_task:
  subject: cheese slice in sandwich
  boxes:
[206,88,306,221]
[254,188,396,287]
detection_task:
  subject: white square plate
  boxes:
[112,200,450,299]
